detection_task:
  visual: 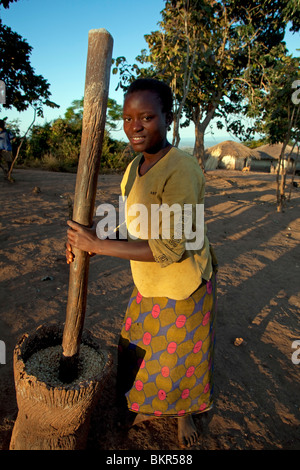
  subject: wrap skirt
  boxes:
[117,272,217,417]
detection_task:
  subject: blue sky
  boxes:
[1,0,299,146]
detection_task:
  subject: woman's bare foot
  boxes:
[177,415,199,448]
[130,412,199,448]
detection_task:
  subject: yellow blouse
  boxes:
[120,147,212,300]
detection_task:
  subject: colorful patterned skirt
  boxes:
[117,272,217,417]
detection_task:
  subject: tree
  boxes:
[64,99,84,130]
[0,1,58,116]
[63,97,122,132]
[148,1,300,167]
[6,104,38,181]
[113,1,203,147]
[0,0,18,8]
[249,55,300,211]
[113,0,300,169]
[144,0,201,147]
[0,0,58,179]
[62,97,125,169]
[16,97,125,171]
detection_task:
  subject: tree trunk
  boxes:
[193,121,205,172]
[276,140,290,212]
[172,113,180,147]
[192,101,218,172]
[6,107,37,183]
[276,105,297,212]
[288,145,299,201]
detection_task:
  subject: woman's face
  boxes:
[123,90,171,156]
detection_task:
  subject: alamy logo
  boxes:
[96,197,205,250]
[292,80,300,105]
[292,340,300,365]
[0,340,6,365]
[0,80,6,105]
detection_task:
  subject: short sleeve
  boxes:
[148,159,205,267]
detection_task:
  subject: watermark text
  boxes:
[96,197,204,250]
[292,80,300,105]
[0,340,6,365]
[292,340,300,365]
[0,80,6,105]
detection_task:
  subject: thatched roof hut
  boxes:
[255,143,299,161]
[255,143,300,174]
[204,140,260,171]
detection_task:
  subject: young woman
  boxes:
[66,78,217,448]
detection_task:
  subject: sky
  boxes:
[1,0,299,147]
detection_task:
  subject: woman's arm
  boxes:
[66,220,155,263]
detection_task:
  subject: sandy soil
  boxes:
[0,167,299,451]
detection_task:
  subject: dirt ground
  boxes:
[0,167,299,451]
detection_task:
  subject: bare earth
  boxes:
[0,168,299,451]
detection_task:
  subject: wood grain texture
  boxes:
[60,29,113,382]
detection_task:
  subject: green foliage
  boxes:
[11,96,128,172]
[64,99,84,130]
[112,0,300,166]
[100,131,128,170]
[0,0,58,116]
[0,21,58,115]
[106,98,123,131]
[0,0,18,9]
[25,123,52,161]
[243,138,269,148]
[249,55,300,145]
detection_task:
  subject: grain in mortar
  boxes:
[25,344,105,387]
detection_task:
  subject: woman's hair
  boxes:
[125,78,173,114]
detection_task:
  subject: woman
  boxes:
[66,78,217,448]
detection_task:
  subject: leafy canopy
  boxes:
[0,0,58,116]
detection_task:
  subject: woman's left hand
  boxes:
[67,220,98,255]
